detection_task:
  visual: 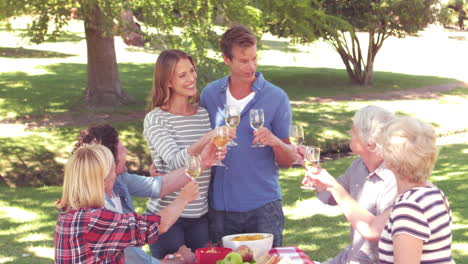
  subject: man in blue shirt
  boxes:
[200,25,296,247]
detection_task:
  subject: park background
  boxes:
[0,1,467,263]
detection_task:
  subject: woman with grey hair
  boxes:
[311,117,454,263]
[303,105,397,264]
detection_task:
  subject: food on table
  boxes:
[256,253,282,264]
[232,234,268,241]
[206,248,220,253]
[235,245,254,262]
[216,252,243,264]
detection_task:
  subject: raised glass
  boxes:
[289,124,304,164]
[301,146,321,190]
[225,105,240,146]
[185,154,202,180]
[213,126,230,166]
[249,108,265,147]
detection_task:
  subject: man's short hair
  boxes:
[378,117,438,184]
[353,105,395,153]
[220,25,256,60]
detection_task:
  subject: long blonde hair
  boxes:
[149,49,199,111]
[57,144,114,212]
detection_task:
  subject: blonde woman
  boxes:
[55,144,199,264]
[310,117,454,264]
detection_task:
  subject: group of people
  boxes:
[54,24,455,264]
[303,106,454,264]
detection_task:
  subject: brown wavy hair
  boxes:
[73,124,119,164]
[149,49,199,111]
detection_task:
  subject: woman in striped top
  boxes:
[376,117,454,263]
[309,117,454,264]
[144,49,232,259]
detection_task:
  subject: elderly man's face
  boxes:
[349,126,367,155]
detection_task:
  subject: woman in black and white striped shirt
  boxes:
[309,116,454,264]
[143,49,232,259]
[376,117,454,263]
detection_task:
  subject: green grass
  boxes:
[261,66,457,99]
[2,67,468,186]
[1,143,467,263]
[0,122,151,187]
[0,47,75,58]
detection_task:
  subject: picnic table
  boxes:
[269,246,315,264]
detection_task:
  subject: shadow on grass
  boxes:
[0,187,61,263]
[284,215,349,261]
[0,137,64,187]
[0,47,76,58]
[292,102,354,152]
[259,65,460,99]
[18,31,85,44]
[0,62,155,118]
[0,122,153,187]
[0,63,460,119]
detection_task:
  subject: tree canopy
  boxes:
[2,0,263,107]
[257,0,444,86]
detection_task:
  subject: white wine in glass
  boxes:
[213,126,230,166]
[185,154,202,180]
[289,124,304,164]
[301,146,320,190]
[249,108,265,147]
[225,105,240,146]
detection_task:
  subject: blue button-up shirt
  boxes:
[200,72,292,212]
[105,172,163,264]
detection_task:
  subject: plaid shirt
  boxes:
[54,207,160,264]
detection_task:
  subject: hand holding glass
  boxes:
[250,109,265,147]
[301,146,321,190]
[185,154,202,180]
[225,105,240,146]
[213,126,230,166]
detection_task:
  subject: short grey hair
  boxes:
[353,105,395,153]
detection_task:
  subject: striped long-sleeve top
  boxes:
[378,186,454,263]
[143,107,211,218]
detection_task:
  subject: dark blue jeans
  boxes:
[149,214,209,259]
[208,200,284,247]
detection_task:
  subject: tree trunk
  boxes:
[363,33,376,86]
[84,5,134,108]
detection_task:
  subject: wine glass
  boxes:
[249,108,265,147]
[185,154,202,180]
[213,126,229,166]
[301,146,320,190]
[225,105,240,146]
[289,124,304,164]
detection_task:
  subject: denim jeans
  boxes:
[149,214,209,259]
[209,200,284,247]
